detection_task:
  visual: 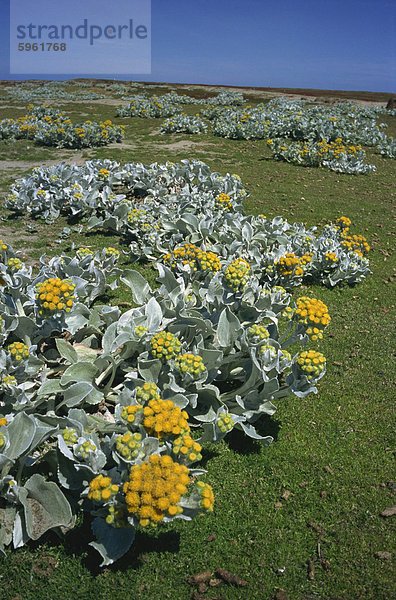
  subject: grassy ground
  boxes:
[0,84,395,600]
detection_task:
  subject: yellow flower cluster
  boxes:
[163,243,221,273]
[259,344,277,359]
[98,168,110,179]
[7,258,23,271]
[77,247,93,258]
[8,341,29,362]
[134,325,148,337]
[0,417,7,427]
[295,296,330,341]
[175,353,206,379]
[120,404,143,425]
[150,331,181,360]
[1,375,17,387]
[247,323,269,343]
[88,474,119,502]
[317,138,361,159]
[275,253,304,277]
[336,216,351,231]
[224,258,250,291]
[143,398,189,439]
[105,504,129,528]
[123,454,190,527]
[163,243,197,269]
[217,412,234,434]
[297,350,326,379]
[282,306,295,320]
[216,192,232,211]
[104,247,120,257]
[127,208,159,232]
[36,277,75,315]
[75,439,96,459]
[62,427,78,446]
[115,431,143,461]
[135,382,161,404]
[300,252,313,266]
[196,250,222,273]
[196,481,215,511]
[341,233,370,256]
[172,432,202,463]
[325,252,338,263]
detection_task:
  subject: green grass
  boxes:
[0,85,395,600]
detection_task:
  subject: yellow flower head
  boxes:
[175,353,206,379]
[295,296,330,341]
[224,258,250,291]
[88,473,119,502]
[143,397,190,439]
[7,341,29,362]
[150,331,181,361]
[35,277,75,316]
[297,350,326,379]
[123,455,190,527]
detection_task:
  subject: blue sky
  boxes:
[0,0,395,91]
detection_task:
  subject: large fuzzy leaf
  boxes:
[90,517,135,566]
[19,474,73,540]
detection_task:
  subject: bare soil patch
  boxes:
[0,152,88,171]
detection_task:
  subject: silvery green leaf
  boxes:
[57,451,91,490]
[5,413,36,460]
[73,342,101,362]
[102,322,118,354]
[164,393,189,409]
[68,408,89,429]
[20,474,73,540]
[57,435,75,461]
[13,510,28,549]
[140,436,160,459]
[90,517,135,566]
[194,406,217,423]
[195,345,223,371]
[0,506,16,550]
[242,221,253,242]
[239,422,273,445]
[14,316,38,343]
[138,356,162,383]
[164,373,186,394]
[60,362,98,386]
[56,338,78,364]
[216,307,242,348]
[28,418,58,451]
[145,297,163,330]
[64,302,91,334]
[157,263,179,292]
[120,270,151,305]
[37,378,63,396]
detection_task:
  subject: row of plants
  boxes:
[160,113,208,134]
[115,90,245,118]
[210,97,396,169]
[116,94,395,173]
[267,137,377,174]
[0,105,124,149]
[4,82,107,102]
[0,195,333,565]
[5,159,371,288]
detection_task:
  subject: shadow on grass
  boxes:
[82,529,181,575]
[22,514,181,575]
[226,414,281,455]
